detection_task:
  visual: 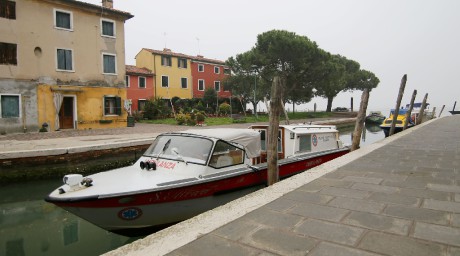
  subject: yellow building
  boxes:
[0,0,133,132]
[136,48,193,99]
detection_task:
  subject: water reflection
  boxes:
[338,123,385,147]
[0,180,135,256]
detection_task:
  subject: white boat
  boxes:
[46,125,349,236]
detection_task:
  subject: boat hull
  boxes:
[46,148,349,236]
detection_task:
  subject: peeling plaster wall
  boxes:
[0,80,39,134]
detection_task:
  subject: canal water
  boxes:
[0,123,384,256]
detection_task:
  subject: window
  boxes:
[56,48,73,71]
[161,75,169,87]
[198,79,205,91]
[0,0,16,19]
[198,64,204,72]
[178,58,187,68]
[125,75,130,87]
[259,129,282,152]
[224,68,231,75]
[139,76,146,88]
[209,140,244,168]
[0,42,17,65]
[161,56,171,66]
[299,135,312,152]
[181,77,188,89]
[54,9,72,30]
[104,96,121,115]
[138,99,147,111]
[214,66,220,74]
[102,53,116,74]
[0,94,20,118]
[214,81,220,92]
[101,19,115,37]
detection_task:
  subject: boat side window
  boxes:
[259,129,282,152]
[209,140,244,168]
[298,135,311,153]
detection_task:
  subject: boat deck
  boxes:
[106,115,460,256]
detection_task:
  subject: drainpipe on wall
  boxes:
[22,95,28,133]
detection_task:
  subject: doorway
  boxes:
[59,96,75,129]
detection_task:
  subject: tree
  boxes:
[250,30,322,185]
[225,52,267,115]
[314,54,359,112]
[203,88,217,114]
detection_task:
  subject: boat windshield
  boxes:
[143,135,213,165]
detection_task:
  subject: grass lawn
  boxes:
[140,112,334,126]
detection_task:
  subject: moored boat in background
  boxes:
[365,111,385,124]
[45,125,349,236]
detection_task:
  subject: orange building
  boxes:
[125,65,154,112]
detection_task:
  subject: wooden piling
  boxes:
[389,74,407,136]
[416,93,428,124]
[351,89,369,151]
[404,89,417,130]
[439,105,445,117]
[267,76,283,185]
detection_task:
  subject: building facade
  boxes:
[0,0,133,133]
[136,48,192,100]
[135,48,230,100]
[191,55,231,99]
[125,65,154,112]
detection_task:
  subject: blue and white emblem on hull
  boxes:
[118,207,143,220]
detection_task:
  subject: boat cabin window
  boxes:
[209,140,244,168]
[259,129,282,153]
[144,135,213,165]
[298,135,312,152]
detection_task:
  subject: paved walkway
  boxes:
[106,115,460,256]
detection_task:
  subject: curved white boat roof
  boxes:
[180,128,261,158]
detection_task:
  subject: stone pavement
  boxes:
[106,115,460,256]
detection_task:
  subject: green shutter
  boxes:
[115,97,121,115]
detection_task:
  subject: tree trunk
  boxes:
[282,100,289,125]
[389,74,407,136]
[264,96,270,115]
[252,101,257,117]
[351,89,369,151]
[267,76,283,185]
[326,97,333,112]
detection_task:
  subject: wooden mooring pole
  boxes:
[403,89,417,130]
[439,105,445,117]
[389,74,407,136]
[416,93,428,124]
[351,89,369,151]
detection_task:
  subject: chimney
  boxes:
[163,48,171,52]
[102,0,113,9]
[197,55,204,58]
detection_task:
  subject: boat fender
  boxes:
[140,160,157,171]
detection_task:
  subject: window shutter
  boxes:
[65,50,72,70]
[115,97,122,115]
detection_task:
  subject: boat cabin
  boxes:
[250,124,342,164]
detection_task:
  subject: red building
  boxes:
[191,55,231,99]
[125,65,155,112]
